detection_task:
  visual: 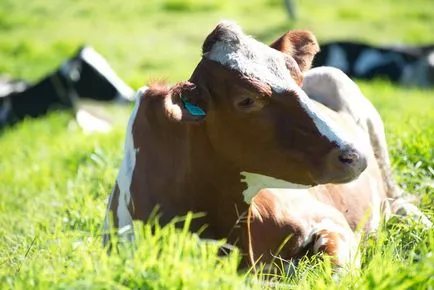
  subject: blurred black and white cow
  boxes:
[313,41,434,87]
[0,46,134,130]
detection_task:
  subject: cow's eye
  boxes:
[237,97,255,107]
[234,96,265,113]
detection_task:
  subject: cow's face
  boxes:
[165,21,367,185]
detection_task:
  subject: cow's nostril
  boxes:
[316,147,367,184]
[338,149,359,166]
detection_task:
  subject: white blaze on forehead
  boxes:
[204,20,296,93]
[204,21,350,148]
[114,86,148,235]
[240,171,310,203]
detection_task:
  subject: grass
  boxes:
[1,0,433,85]
[0,0,433,288]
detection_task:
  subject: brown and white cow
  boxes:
[103,21,430,269]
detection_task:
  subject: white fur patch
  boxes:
[80,46,135,101]
[111,87,147,237]
[313,235,329,253]
[304,218,344,247]
[307,218,359,266]
[205,21,349,148]
[240,171,310,203]
[297,94,347,147]
[204,21,294,94]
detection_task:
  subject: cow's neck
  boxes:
[184,126,250,238]
[129,101,247,238]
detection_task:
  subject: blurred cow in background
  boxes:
[313,41,434,88]
[0,46,135,133]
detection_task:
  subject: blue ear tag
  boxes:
[180,95,206,116]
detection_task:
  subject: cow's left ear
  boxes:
[165,81,207,123]
[270,30,320,73]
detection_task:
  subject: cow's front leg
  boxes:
[246,189,361,272]
[309,224,360,268]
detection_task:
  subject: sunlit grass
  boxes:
[1,0,433,288]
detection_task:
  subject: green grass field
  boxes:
[1,0,433,289]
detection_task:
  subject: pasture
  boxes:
[1,0,433,288]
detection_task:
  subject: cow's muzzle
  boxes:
[314,145,368,184]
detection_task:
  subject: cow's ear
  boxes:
[270,30,320,73]
[164,81,207,123]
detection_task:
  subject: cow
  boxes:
[103,21,430,270]
[0,45,134,130]
[312,41,434,88]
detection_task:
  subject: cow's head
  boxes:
[163,21,367,185]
